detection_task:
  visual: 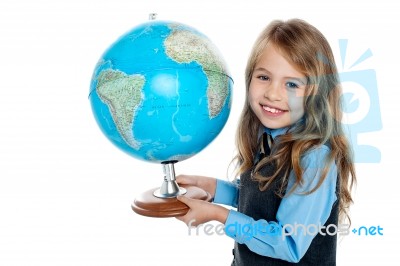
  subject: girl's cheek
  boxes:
[287,90,304,110]
[287,90,305,123]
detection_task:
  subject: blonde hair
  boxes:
[235,19,356,223]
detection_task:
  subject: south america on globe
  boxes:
[89,20,233,164]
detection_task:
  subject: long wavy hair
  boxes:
[234,19,356,223]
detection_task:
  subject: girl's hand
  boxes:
[175,195,229,226]
[176,175,217,198]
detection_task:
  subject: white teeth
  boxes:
[263,105,282,113]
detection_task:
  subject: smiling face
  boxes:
[248,43,307,129]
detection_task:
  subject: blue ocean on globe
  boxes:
[89,20,233,163]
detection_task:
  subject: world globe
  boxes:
[89,20,233,164]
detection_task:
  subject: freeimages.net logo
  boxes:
[337,39,382,163]
[187,220,384,239]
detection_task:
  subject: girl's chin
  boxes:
[260,120,289,129]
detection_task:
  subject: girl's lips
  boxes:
[261,104,286,114]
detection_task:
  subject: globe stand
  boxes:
[131,161,212,217]
[153,161,186,198]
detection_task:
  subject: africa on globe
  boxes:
[89,20,233,163]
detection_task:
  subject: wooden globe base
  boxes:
[131,185,212,218]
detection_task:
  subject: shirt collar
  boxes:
[263,117,305,140]
[263,127,289,140]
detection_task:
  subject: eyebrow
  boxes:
[254,67,270,73]
[253,67,307,85]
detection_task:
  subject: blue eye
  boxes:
[286,82,299,89]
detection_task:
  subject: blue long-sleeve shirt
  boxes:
[213,127,338,263]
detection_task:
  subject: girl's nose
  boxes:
[264,82,282,101]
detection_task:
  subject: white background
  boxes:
[1,0,399,265]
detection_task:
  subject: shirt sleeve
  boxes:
[224,145,338,263]
[213,179,239,208]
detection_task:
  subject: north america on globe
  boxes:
[89,20,233,163]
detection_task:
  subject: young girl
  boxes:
[176,18,356,265]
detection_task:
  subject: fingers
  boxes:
[175,175,189,184]
[176,195,191,206]
[176,196,199,225]
[176,174,196,186]
[175,215,185,222]
[175,196,192,225]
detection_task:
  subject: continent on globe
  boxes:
[96,68,145,150]
[165,24,230,118]
[89,20,233,163]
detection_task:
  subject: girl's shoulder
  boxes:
[304,143,331,155]
[301,144,332,168]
